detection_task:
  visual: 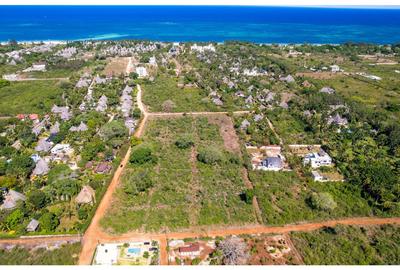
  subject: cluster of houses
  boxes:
[119,85,137,135]
[190,43,216,53]
[247,141,339,182]
[99,42,163,57]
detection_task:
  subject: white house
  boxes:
[190,44,216,53]
[330,65,340,72]
[311,170,324,181]
[51,144,71,155]
[135,67,148,78]
[260,157,283,171]
[303,149,332,168]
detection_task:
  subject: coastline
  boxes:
[0,40,343,46]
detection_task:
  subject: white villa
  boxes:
[135,67,148,78]
[303,149,332,168]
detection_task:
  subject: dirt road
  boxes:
[82,216,400,265]
[78,146,132,264]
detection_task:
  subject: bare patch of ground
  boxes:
[296,72,344,79]
[103,57,134,76]
[245,234,303,265]
[207,115,240,153]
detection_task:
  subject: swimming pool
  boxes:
[127,247,141,255]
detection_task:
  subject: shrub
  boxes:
[308,192,337,211]
[191,257,201,265]
[129,145,156,164]
[161,100,176,112]
[0,79,10,88]
[39,212,59,232]
[123,171,153,195]
[197,147,223,164]
[27,190,47,210]
[175,135,194,149]
[241,189,254,204]
[130,136,142,147]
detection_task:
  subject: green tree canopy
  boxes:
[39,212,59,232]
[27,189,47,210]
[309,192,337,211]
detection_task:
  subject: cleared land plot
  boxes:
[0,80,64,115]
[142,75,238,113]
[102,57,131,76]
[101,116,256,233]
[250,171,373,225]
[291,224,400,264]
[266,110,317,144]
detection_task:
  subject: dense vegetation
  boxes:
[292,225,400,264]
[0,242,81,265]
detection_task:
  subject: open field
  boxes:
[291,224,400,264]
[102,57,132,76]
[141,75,239,113]
[250,171,374,225]
[0,80,64,115]
[266,110,317,144]
[0,242,81,265]
[100,116,256,233]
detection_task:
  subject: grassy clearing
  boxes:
[0,80,64,115]
[101,116,255,233]
[0,242,81,265]
[266,110,317,144]
[250,171,373,225]
[291,224,400,264]
[142,75,237,112]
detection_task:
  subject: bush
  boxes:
[197,147,223,164]
[39,212,59,232]
[308,192,337,211]
[123,171,153,195]
[175,135,194,149]
[129,145,156,164]
[161,100,176,112]
[27,190,47,210]
[0,79,10,88]
[241,189,254,204]
[191,257,201,265]
[130,136,142,147]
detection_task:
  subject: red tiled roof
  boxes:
[179,243,200,253]
[29,114,39,120]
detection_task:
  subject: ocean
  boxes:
[0,6,399,44]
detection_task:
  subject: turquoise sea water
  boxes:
[0,6,399,44]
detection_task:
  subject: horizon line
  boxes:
[1,4,400,9]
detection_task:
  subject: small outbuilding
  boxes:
[75,185,95,205]
[26,219,39,232]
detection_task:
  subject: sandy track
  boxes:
[82,217,400,265]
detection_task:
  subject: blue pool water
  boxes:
[127,247,141,255]
[0,6,399,44]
